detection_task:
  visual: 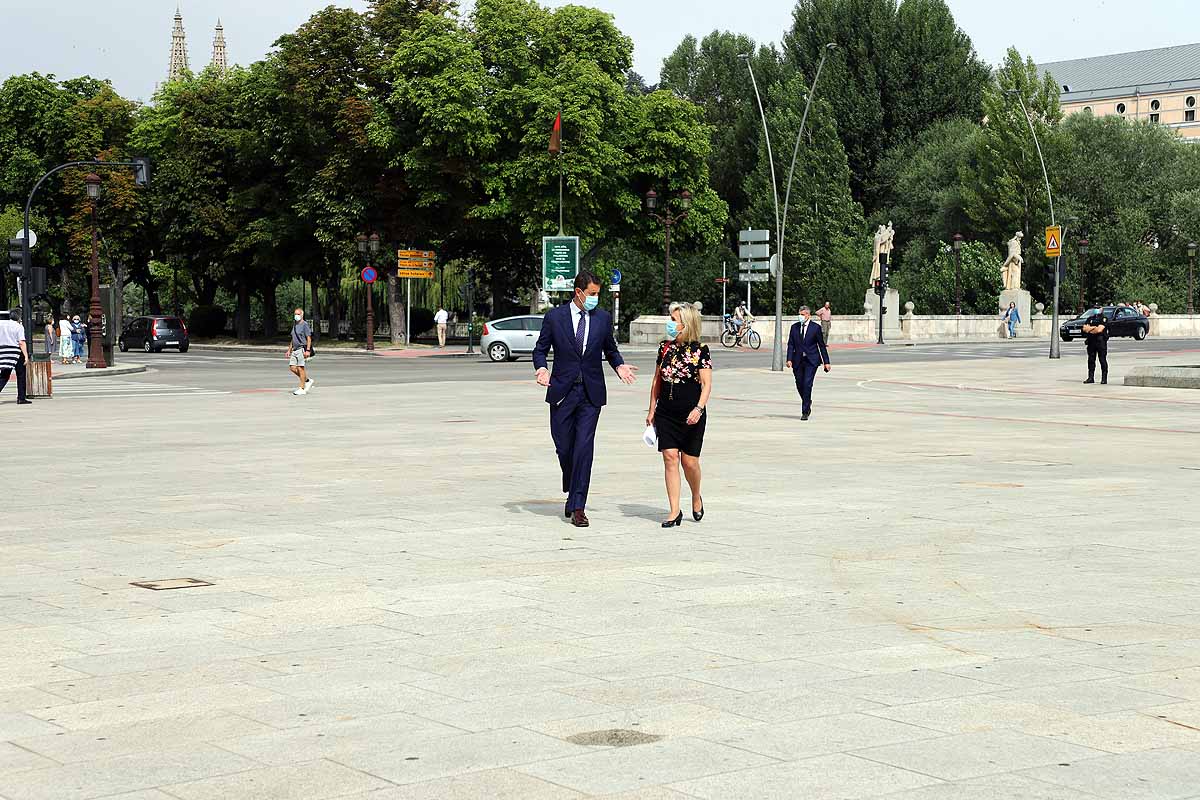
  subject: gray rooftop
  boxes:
[1040,42,1200,102]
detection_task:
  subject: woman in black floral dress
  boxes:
[646,303,712,527]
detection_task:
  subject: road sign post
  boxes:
[542,236,579,292]
[739,229,771,318]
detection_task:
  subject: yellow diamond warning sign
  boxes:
[1045,225,1062,258]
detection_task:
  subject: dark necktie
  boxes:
[575,310,587,353]
[802,321,808,339]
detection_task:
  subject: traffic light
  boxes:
[7,238,24,275]
[31,266,47,297]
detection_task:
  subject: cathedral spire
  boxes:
[211,19,228,74]
[168,5,190,82]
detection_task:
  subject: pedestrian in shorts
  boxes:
[288,308,314,396]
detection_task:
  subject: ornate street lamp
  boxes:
[644,188,691,314]
[952,233,963,315]
[84,173,106,369]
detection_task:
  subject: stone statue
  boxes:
[869,222,895,285]
[1001,231,1024,291]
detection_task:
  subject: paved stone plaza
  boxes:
[4,348,1200,799]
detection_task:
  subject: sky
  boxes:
[1,0,1198,103]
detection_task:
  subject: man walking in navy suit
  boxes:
[786,304,831,421]
[533,271,637,527]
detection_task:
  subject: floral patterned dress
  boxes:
[654,340,712,456]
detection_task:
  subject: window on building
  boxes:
[1116,103,1127,114]
[1188,96,1197,108]
[1150,113,1160,123]
[1083,106,1093,113]
[1151,99,1161,111]
[1188,109,1197,123]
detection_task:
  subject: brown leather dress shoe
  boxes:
[571,509,590,527]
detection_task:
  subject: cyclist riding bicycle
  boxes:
[732,303,754,339]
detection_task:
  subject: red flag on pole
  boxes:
[549,112,562,155]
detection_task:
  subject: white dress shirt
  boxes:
[570,301,590,355]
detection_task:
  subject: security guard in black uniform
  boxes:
[1082,311,1108,384]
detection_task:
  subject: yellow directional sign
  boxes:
[398,249,435,260]
[397,268,435,279]
[1045,225,1062,258]
[397,258,434,268]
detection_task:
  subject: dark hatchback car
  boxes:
[1060,306,1149,342]
[119,316,189,353]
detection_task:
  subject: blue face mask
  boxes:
[582,294,599,311]
[666,321,680,338]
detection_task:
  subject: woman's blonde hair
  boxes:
[673,302,702,342]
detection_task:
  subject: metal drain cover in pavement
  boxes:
[566,729,663,747]
[130,578,214,591]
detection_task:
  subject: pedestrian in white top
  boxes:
[434,306,449,348]
[58,316,73,364]
[0,309,32,405]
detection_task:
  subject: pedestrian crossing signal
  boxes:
[1045,226,1062,258]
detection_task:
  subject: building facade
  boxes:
[1040,43,1200,140]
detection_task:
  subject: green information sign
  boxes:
[542,236,580,292]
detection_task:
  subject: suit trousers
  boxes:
[793,359,818,415]
[0,354,28,403]
[550,382,602,512]
[1087,341,1108,381]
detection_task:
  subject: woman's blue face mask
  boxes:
[666,321,680,338]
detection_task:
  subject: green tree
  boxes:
[892,239,1000,314]
[961,47,1061,303]
[874,117,980,273]
[660,33,783,244]
[786,0,988,211]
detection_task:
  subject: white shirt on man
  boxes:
[0,319,23,348]
[434,309,448,324]
[569,301,590,355]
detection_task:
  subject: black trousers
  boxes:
[1087,342,1108,381]
[0,354,28,402]
[793,359,819,415]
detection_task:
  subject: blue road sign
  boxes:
[361,266,378,284]
[612,269,622,285]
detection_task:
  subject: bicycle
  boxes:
[721,314,761,349]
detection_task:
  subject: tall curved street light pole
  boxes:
[1006,89,1061,359]
[738,52,780,258]
[773,43,837,371]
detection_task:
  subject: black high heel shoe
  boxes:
[662,512,683,528]
[692,500,704,522]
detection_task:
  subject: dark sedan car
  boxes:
[1060,306,1149,342]
[118,316,189,353]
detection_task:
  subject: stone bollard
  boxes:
[1149,303,1160,336]
[1034,302,1045,318]
[901,301,914,338]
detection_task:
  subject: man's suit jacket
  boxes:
[786,318,831,369]
[532,303,625,406]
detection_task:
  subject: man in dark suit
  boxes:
[533,271,637,527]
[786,304,831,421]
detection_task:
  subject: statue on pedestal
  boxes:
[1001,231,1024,291]
[869,221,895,285]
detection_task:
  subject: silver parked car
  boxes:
[481,314,544,362]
